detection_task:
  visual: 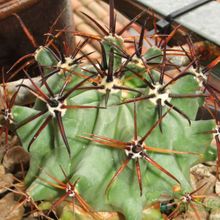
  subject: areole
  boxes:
[65,183,75,197]
[148,82,171,106]
[46,96,67,117]
[181,193,192,203]
[2,109,13,123]
[125,140,145,159]
[216,126,220,138]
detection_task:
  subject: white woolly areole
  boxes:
[3,109,13,123]
[57,57,75,74]
[103,34,124,45]
[46,96,66,118]
[181,194,192,203]
[216,126,220,138]
[189,67,207,87]
[65,184,75,197]
[125,141,144,159]
[98,76,121,94]
[148,83,171,106]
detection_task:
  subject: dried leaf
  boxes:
[0,193,24,220]
[3,146,30,172]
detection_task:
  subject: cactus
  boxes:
[1,1,220,219]
[166,183,208,219]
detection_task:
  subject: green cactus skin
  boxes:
[12,38,216,219]
[34,46,58,67]
[101,35,124,70]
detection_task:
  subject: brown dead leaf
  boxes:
[215,181,220,195]
[190,163,216,195]
[0,165,14,194]
[3,146,30,173]
[0,193,24,220]
[0,134,19,161]
[174,205,208,220]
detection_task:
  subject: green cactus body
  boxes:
[128,46,162,70]
[35,46,58,67]
[102,34,124,70]
[11,16,217,219]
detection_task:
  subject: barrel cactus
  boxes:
[2,1,219,219]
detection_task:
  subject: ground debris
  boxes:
[0,165,14,194]
[0,193,24,220]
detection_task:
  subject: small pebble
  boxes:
[215,181,220,195]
